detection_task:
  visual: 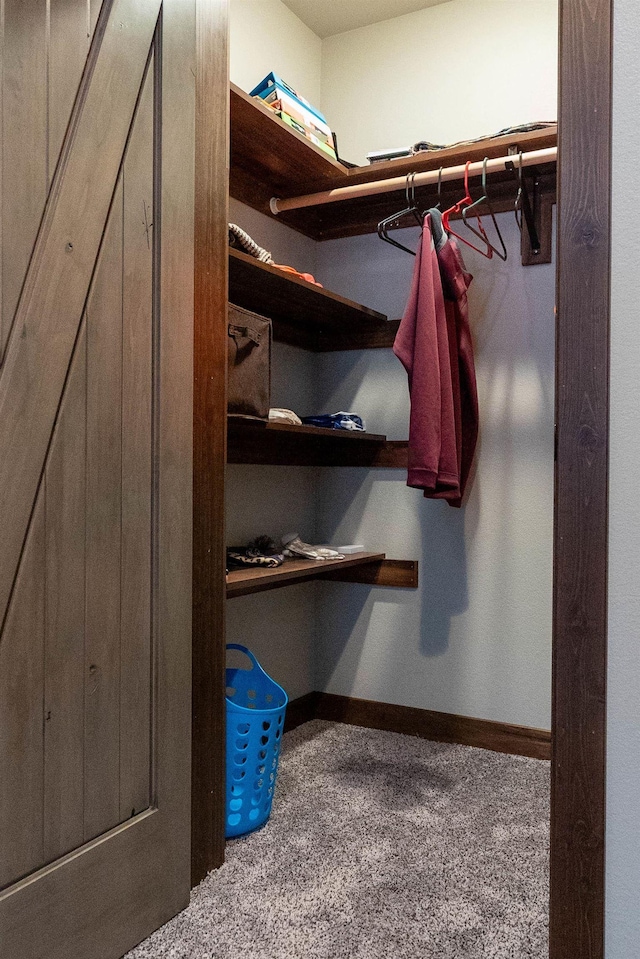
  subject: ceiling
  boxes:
[280,0,454,40]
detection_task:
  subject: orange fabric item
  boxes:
[271,263,323,287]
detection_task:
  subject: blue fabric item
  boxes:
[301,412,365,431]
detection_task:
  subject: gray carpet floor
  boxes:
[128,720,550,958]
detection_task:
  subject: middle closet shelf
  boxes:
[227,420,408,468]
[227,245,408,468]
[229,248,399,352]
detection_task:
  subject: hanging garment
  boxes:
[432,223,478,508]
[393,212,478,507]
[393,214,459,495]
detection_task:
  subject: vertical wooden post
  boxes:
[552,1,611,956]
[192,0,229,885]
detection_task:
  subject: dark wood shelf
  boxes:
[229,83,557,241]
[229,248,399,351]
[226,552,386,598]
[227,419,408,468]
[230,83,348,225]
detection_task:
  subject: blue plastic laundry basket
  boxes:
[225,644,288,838]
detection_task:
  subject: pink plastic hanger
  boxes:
[441,161,493,259]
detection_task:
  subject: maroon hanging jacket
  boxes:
[393,216,458,494]
[434,236,478,507]
[393,217,478,507]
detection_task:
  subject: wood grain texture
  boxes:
[155,0,196,902]
[226,419,407,469]
[84,175,123,842]
[230,81,347,207]
[0,489,46,890]
[120,58,154,823]
[90,0,103,36]
[192,0,230,885]
[1,0,47,360]
[226,553,387,599]
[0,1,195,954]
[229,248,387,335]
[48,0,90,183]
[43,322,87,863]
[312,693,551,761]
[320,559,419,589]
[0,0,163,642]
[551,2,611,958]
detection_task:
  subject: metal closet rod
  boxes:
[269,146,557,215]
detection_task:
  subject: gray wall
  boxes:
[313,214,555,729]
[606,0,640,953]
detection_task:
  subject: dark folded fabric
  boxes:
[226,547,285,570]
[411,122,556,154]
[301,412,365,431]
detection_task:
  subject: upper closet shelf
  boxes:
[230,82,557,242]
[230,82,348,211]
[229,249,399,351]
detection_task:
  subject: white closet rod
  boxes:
[270,146,557,215]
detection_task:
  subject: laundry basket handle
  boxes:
[226,643,261,672]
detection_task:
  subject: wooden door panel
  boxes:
[91,0,105,36]
[0,0,194,952]
[1,0,48,360]
[0,0,162,653]
[43,322,88,864]
[1,43,157,872]
[120,60,155,821]
[49,0,93,185]
[84,172,125,842]
[1,0,112,363]
[0,490,46,890]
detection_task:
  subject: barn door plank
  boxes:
[0,490,46,890]
[48,0,92,184]
[0,0,162,648]
[120,61,154,821]
[0,0,47,361]
[84,177,124,842]
[90,0,105,38]
[43,322,87,863]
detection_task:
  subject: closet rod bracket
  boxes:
[506,159,544,262]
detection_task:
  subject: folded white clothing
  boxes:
[269,408,303,426]
[281,533,345,561]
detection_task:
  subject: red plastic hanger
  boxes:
[441,161,493,259]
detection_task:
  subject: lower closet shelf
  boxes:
[226,554,419,598]
[227,419,409,468]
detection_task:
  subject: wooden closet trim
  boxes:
[192,0,229,884]
[552,2,611,957]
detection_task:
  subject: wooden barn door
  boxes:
[0,0,195,956]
